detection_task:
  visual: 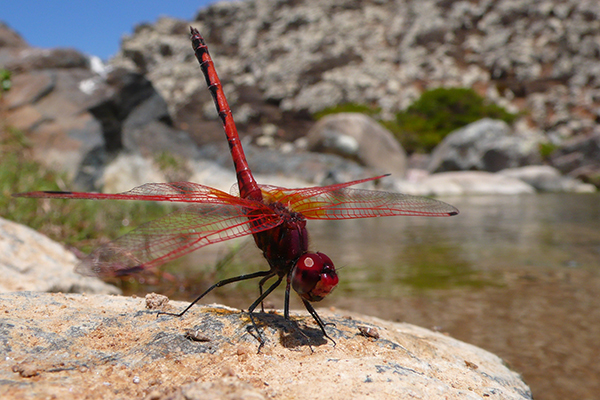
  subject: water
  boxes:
[168,192,599,305]
[308,193,600,297]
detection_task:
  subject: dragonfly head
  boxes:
[291,252,338,302]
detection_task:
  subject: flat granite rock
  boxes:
[0,292,532,400]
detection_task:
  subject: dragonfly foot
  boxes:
[156,310,186,318]
[247,312,267,353]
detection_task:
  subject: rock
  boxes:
[394,171,536,196]
[428,119,541,173]
[198,142,376,187]
[93,68,200,161]
[3,66,105,181]
[100,153,167,193]
[499,165,596,193]
[0,218,119,294]
[5,48,89,73]
[304,113,407,177]
[110,1,600,147]
[0,27,111,184]
[77,68,201,191]
[407,153,432,170]
[550,131,600,187]
[0,291,532,400]
[0,22,28,50]
[1,35,202,193]
[187,158,238,193]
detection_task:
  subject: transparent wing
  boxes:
[14,181,246,205]
[76,202,282,278]
[260,179,458,219]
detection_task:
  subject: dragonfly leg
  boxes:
[284,275,292,320]
[301,299,337,347]
[246,275,284,351]
[281,276,315,352]
[257,273,276,312]
[158,269,274,318]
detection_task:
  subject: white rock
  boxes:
[394,171,536,196]
[0,218,119,294]
[500,165,597,193]
[101,153,166,193]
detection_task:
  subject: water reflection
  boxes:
[307,193,600,296]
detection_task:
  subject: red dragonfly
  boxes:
[14,27,458,345]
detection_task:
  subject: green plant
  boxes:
[313,102,381,120]
[0,69,11,94]
[0,126,173,254]
[154,150,190,181]
[538,142,557,161]
[390,87,518,153]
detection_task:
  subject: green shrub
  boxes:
[312,88,518,154]
[538,142,557,161]
[390,88,518,153]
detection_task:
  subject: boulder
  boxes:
[428,119,541,173]
[499,166,596,193]
[76,68,201,191]
[0,218,119,294]
[394,171,535,196]
[0,291,532,400]
[550,131,600,187]
[0,22,28,51]
[3,67,105,181]
[1,27,201,193]
[199,141,377,188]
[100,153,167,194]
[304,113,407,178]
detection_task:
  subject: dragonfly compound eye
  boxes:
[292,252,339,302]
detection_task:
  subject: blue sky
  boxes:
[3,1,220,61]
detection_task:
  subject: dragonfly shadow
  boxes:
[248,311,330,349]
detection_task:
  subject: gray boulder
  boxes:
[550,131,600,188]
[304,113,407,178]
[428,119,541,173]
[500,165,596,193]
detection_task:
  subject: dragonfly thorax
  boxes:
[252,201,309,273]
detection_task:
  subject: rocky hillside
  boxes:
[2,1,599,193]
[112,0,600,147]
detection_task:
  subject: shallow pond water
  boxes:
[309,192,600,296]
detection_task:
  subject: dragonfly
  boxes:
[14,27,458,346]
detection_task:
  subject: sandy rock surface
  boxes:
[0,292,531,400]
